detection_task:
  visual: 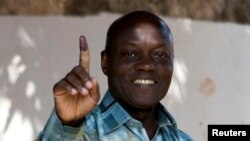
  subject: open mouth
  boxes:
[133,79,156,85]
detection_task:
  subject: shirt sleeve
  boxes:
[35,109,88,141]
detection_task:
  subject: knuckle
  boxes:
[65,73,82,87]
[84,57,90,63]
[72,66,82,74]
[82,76,90,83]
[66,73,73,81]
[53,79,65,93]
[53,83,58,92]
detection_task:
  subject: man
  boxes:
[37,11,193,141]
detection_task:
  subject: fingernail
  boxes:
[79,35,88,51]
[85,81,93,89]
[71,88,78,95]
[81,87,89,95]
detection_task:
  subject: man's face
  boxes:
[104,22,173,109]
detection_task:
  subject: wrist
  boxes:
[61,118,85,127]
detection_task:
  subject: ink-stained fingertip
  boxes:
[79,35,88,51]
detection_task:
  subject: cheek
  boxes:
[112,60,134,74]
[160,65,173,85]
[158,62,173,74]
[108,63,132,86]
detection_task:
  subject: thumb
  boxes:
[79,35,90,73]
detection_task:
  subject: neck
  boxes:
[127,106,157,121]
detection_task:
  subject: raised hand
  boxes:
[53,36,100,126]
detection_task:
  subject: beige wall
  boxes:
[0,13,250,141]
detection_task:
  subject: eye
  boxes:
[153,51,170,62]
[121,51,137,58]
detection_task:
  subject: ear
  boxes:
[101,51,109,76]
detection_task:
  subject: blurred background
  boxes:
[0,0,250,141]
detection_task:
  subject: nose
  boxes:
[135,56,156,71]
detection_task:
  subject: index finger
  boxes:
[79,35,90,73]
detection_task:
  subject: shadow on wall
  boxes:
[0,26,55,140]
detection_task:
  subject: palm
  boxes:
[56,92,97,123]
[54,77,100,124]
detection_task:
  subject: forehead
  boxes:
[120,22,168,38]
[113,22,172,47]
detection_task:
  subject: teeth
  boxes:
[133,79,155,85]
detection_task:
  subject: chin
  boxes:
[129,98,159,108]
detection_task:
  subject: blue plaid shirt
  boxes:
[37,90,193,141]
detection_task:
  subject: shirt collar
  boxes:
[99,90,131,134]
[99,90,178,134]
[157,103,177,129]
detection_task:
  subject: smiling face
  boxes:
[101,12,173,109]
